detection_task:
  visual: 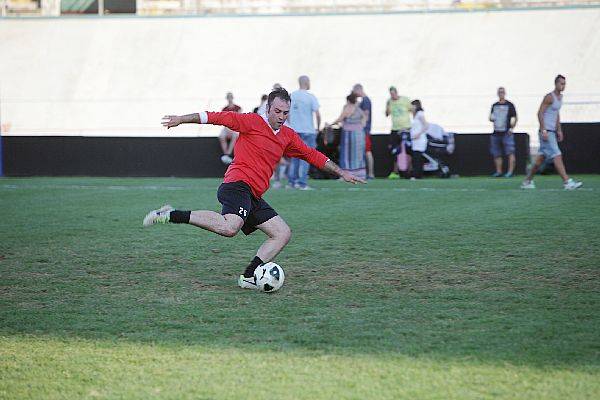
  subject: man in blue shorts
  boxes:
[521,75,582,190]
[489,87,517,177]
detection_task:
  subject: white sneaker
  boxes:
[297,185,315,191]
[285,183,296,190]
[564,178,583,190]
[521,180,536,189]
[238,275,258,290]
[271,181,282,189]
[220,154,233,165]
[142,204,174,227]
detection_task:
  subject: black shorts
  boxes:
[217,181,278,235]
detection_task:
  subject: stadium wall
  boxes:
[5,124,598,177]
[0,132,533,177]
[0,7,599,140]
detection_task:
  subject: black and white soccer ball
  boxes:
[253,262,285,293]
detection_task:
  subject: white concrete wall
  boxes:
[1,8,599,139]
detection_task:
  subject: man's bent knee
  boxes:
[280,225,292,244]
[221,215,244,237]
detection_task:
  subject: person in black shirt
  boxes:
[489,87,518,177]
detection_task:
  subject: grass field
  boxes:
[1,176,599,399]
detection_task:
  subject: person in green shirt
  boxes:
[385,86,411,179]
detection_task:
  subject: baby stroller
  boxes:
[391,124,455,178]
[422,124,455,178]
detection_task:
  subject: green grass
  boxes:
[1,176,599,399]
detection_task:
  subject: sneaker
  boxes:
[285,183,296,190]
[367,176,375,180]
[564,178,583,190]
[491,172,503,177]
[387,172,400,180]
[297,185,315,191]
[504,172,514,178]
[238,275,258,290]
[271,181,282,189]
[142,204,174,227]
[520,180,536,189]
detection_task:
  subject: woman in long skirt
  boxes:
[330,93,367,179]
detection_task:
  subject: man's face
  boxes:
[390,89,398,99]
[353,86,363,97]
[226,93,234,103]
[267,97,290,130]
[555,78,566,93]
[497,88,506,100]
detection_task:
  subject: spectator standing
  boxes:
[219,92,242,164]
[353,84,374,179]
[287,75,321,190]
[253,94,268,114]
[409,99,429,179]
[386,86,411,179]
[331,93,367,179]
[489,87,518,177]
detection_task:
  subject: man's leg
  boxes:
[490,135,503,176]
[287,158,299,187]
[188,211,244,237]
[503,134,516,176]
[494,157,503,175]
[552,155,570,182]
[526,154,546,181]
[255,216,292,263]
[218,129,230,155]
[366,151,375,178]
[508,154,516,175]
[297,133,316,188]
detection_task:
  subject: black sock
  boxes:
[169,210,191,224]
[243,256,264,278]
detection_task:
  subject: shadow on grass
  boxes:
[2,259,599,368]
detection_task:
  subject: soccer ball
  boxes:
[254,262,285,293]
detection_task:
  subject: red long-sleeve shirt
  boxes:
[205,111,329,198]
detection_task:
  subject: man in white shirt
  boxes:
[286,75,321,190]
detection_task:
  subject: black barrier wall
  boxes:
[2,124,598,177]
[561,123,600,174]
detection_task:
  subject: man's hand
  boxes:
[323,159,366,184]
[340,171,366,185]
[557,130,564,142]
[162,115,182,129]
[541,129,549,141]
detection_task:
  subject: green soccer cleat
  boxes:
[142,204,174,227]
[238,275,258,290]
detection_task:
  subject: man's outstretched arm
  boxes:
[162,113,201,128]
[162,111,248,132]
[322,160,366,184]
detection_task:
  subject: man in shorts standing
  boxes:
[385,86,411,179]
[521,75,582,190]
[145,88,365,289]
[489,87,518,177]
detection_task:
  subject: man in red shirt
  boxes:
[144,88,365,290]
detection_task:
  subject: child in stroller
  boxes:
[391,124,455,178]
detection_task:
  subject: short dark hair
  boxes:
[411,99,424,112]
[261,94,268,101]
[346,93,358,104]
[267,88,291,108]
[555,74,566,83]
